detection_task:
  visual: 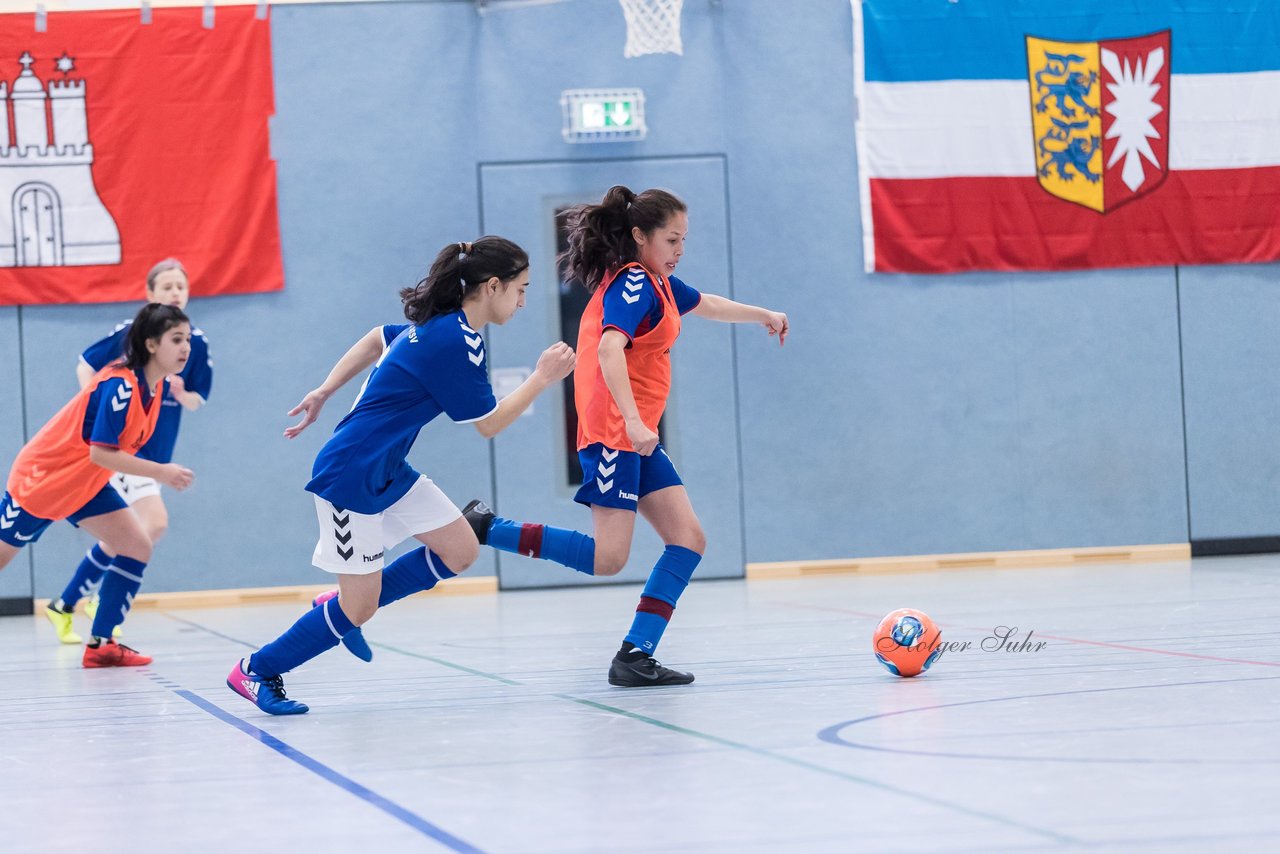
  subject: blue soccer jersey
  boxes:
[600,272,701,342]
[80,319,213,464]
[305,312,498,514]
[380,323,410,347]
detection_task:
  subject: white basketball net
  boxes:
[619,0,684,58]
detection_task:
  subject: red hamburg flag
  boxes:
[0,6,281,305]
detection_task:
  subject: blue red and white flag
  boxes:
[854,0,1280,273]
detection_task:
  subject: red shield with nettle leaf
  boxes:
[0,6,281,305]
[1099,30,1171,211]
[1028,30,1170,213]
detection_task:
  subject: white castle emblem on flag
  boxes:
[0,51,121,268]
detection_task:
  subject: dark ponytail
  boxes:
[558,185,687,292]
[400,236,529,325]
[123,303,190,371]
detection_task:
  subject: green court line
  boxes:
[371,642,1080,845]
[370,642,522,686]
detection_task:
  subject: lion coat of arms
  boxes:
[1026,31,1171,213]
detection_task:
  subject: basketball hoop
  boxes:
[618,0,684,58]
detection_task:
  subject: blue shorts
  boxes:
[573,442,683,512]
[0,485,128,548]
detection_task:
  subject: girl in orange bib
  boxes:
[0,303,195,667]
[468,185,788,686]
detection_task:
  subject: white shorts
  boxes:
[311,476,461,574]
[110,472,162,505]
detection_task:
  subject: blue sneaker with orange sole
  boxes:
[312,590,372,662]
[226,659,309,715]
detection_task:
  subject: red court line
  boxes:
[1027,633,1280,668]
[782,602,1280,668]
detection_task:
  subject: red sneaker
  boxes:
[83,641,153,668]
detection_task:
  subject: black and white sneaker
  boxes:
[461,499,495,545]
[608,650,695,687]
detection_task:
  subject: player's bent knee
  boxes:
[594,553,628,576]
[344,600,379,626]
[111,538,152,563]
[441,541,480,574]
[681,527,707,555]
[146,522,168,545]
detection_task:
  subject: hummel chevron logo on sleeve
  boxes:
[463,329,485,366]
[110,383,133,412]
[621,272,646,305]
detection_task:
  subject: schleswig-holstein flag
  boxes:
[853,0,1280,273]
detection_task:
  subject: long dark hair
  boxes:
[400,237,529,325]
[558,185,687,292]
[123,303,190,371]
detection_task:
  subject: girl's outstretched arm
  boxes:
[284,326,386,438]
[691,293,788,345]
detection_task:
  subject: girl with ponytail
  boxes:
[226,237,575,715]
[400,236,533,325]
[1,302,195,668]
[471,184,790,687]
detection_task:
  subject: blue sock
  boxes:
[250,598,356,678]
[623,545,702,655]
[58,544,112,609]
[90,555,146,640]
[378,547,456,606]
[488,517,595,575]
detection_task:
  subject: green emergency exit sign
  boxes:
[561,88,647,143]
[583,100,635,128]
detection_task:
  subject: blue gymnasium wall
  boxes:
[3,0,1277,601]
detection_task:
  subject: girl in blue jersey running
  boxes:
[44,259,213,645]
[227,236,575,715]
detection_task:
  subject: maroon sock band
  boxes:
[636,596,674,620]
[517,523,545,558]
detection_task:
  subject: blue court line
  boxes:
[173,618,1077,844]
[374,642,1081,846]
[561,694,1081,845]
[169,687,486,854]
[819,674,1280,766]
